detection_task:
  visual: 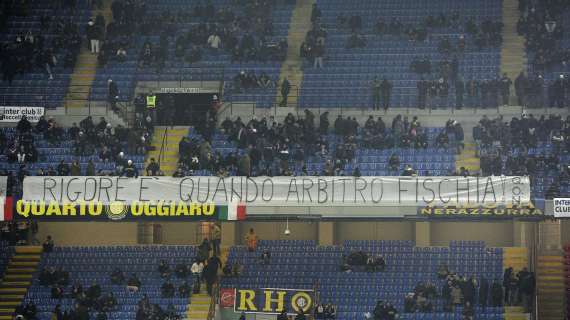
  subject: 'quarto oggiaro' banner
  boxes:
[14,200,247,222]
[22,176,531,207]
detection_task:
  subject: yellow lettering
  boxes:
[189,203,201,215]
[131,202,143,216]
[144,203,156,216]
[62,203,77,216]
[46,202,61,216]
[176,202,188,216]
[89,202,102,216]
[157,201,169,216]
[457,208,468,215]
[78,201,87,216]
[202,203,215,216]
[420,208,432,215]
[263,290,286,312]
[31,201,46,216]
[237,290,257,311]
[434,208,443,215]
[16,200,30,217]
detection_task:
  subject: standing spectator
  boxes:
[43,235,54,253]
[108,79,119,112]
[57,160,70,176]
[503,267,514,305]
[514,72,528,106]
[500,73,512,106]
[146,158,160,176]
[86,19,100,54]
[380,78,392,111]
[280,77,291,107]
[245,228,258,252]
[371,77,381,110]
[70,160,81,176]
[455,77,465,109]
[211,223,221,257]
[313,42,324,68]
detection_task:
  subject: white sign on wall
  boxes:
[553,198,570,218]
[0,106,45,122]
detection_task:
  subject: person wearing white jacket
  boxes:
[191,260,204,283]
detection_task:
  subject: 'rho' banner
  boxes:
[22,176,531,207]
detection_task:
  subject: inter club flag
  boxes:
[0,196,13,221]
[218,202,247,221]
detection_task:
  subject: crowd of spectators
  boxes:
[136,295,180,320]
[475,114,569,198]
[0,1,82,84]
[97,0,288,69]
[517,0,569,73]
[0,220,37,245]
[173,112,462,178]
[401,264,534,319]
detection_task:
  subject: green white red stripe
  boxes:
[219,202,247,221]
[0,196,13,221]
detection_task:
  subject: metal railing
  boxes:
[207,283,219,320]
[157,127,169,166]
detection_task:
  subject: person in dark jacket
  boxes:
[479,277,489,308]
[108,79,119,111]
[380,79,392,111]
[122,160,138,177]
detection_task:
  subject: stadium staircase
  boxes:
[0,246,42,320]
[63,0,114,109]
[185,247,229,320]
[146,126,190,176]
[455,142,480,174]
[500,0,527,88]
[536,255,565,320]
[502,247,529,320]
[275,0,316,108]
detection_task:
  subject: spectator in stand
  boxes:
[146,158,160,176]
[514,72,528,107]
[191,259,204,283]
[127,274,141,293]
[380,79,392,111]
[43,235,54,253]
[245,228,258,252]
[107,79,119,112]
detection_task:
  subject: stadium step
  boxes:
[455,142,480,174]
[500,0,528,83]
[63,0,114,109]
[536,254,565,320]
[0,248,43,318]
[145,126,190,176]
[275,0,316,107]
[186,287,212,320]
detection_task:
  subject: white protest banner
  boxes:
[23,176,531,207]
[0,106,45,122]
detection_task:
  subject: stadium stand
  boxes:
[299,0,503,109]
[0,0,89,107]
[222,240,507,320]
[180,116,460,178]
[87,0,295,108]
[475,114,570,200]
[26,245,197,320]
[518,0,570,108]
[0,241,14,279]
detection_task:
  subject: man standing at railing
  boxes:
[280,77,291,107]
[108,79,119,112]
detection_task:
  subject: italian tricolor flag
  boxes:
[218,202,247,221]
[0,196,13,221]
